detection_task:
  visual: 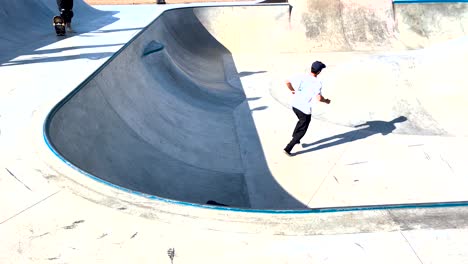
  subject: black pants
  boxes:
[57,0,74,23]
[285,107,311,152]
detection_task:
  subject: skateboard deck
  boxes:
[53,16,66,36]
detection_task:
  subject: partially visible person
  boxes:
[57,0,74,32]
[283,61,331,156]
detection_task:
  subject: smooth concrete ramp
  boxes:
[45,2,468,210]
[46,7,292,209]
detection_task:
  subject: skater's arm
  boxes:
[317,94,331,104]
[285,81,295,94]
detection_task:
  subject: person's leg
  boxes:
[284,108,311,154]
[57,0,73,11]
[57,0,74,31]
[291,111,311,144]
[291,108,309,144]
[291,112,303,137]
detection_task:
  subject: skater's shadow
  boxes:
[294,116,408,156]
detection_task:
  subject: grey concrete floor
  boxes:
[1,1,468,263]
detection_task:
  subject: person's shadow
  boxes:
[293,116,408,156]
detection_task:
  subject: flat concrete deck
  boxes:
[1,1,468,263]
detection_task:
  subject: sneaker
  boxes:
[66,23,74,33]
[283,149,292,157]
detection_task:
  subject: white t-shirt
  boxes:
[288,73,322,115]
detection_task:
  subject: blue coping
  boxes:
[43,94,468,214]
[394,0,468,3]
[43,4,468,215]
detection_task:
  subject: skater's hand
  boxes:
[317,94,330,104]
[286,81,295,94]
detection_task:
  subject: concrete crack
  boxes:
[0,191,60,224]
[5,168,31,191]
[400,231,424,264]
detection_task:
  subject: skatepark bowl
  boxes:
[44,1,468,216]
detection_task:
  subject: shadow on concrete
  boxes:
[1,52,116,67]
[46,7,307,210]
[0,3,119,65]
[251,106,269,111]
[239,71,267,77]
[89,27,146,34]
[295,116,408,155]
[13,44,125,55]
[1,44,126,67]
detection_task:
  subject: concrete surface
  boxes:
[46,3,468,209]
[1,0,468,263]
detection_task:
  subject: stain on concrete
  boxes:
[355,242,364,250]
[424,152,431,160]
[303,0,335,39]
[398,3,468,40]
[17,242,23,254]
[301,13,323,39]
[30,232,50,240]
[167,248,175,264]
[344,8,390,44]
[63,220,85,230]
[346,161,368,166]
[98,233,108,239]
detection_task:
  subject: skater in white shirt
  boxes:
[284,61,331,156]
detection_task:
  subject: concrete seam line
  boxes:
[0,190,61,225]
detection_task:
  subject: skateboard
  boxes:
[53,16,66,36]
